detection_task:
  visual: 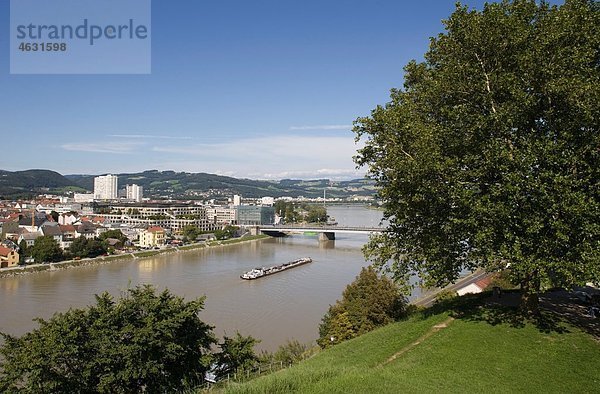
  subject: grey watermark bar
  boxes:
[10,0,151,74]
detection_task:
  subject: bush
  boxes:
[435,289,458,304]
[215,332,260,379]
[318,266,408,348]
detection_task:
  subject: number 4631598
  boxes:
[19,42,67,52]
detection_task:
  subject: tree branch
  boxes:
[474,53,497,114]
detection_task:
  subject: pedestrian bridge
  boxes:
[259,225,383,241]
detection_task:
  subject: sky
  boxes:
[0,0,518,180]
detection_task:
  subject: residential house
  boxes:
[139,226,166,248]
[59,224,76,240]
[1,219,19,239]
[456,276,494,296]
[17,215,47,233]
[75,223,97,240]
[58,224,76,250]
[41,225,64,247]
[59,212,80,226]
[0,246,19,268]
[17,232,40,248]
[1,239,18,250]
[105,238,123,249]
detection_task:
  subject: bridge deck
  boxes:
[259,225,383,234]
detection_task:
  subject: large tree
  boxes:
[68,236,107,258]
[354,0,599,312]
[30,235,63,263]
[0,285,216,393]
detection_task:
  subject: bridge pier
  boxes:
[318,232,335,241]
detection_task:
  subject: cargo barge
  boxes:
[240,257,312,280]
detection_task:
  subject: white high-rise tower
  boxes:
[94,174,118,200]
[126,184,144,202]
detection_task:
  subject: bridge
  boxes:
[258,225,383,241]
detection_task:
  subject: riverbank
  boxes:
[0,234,270,279]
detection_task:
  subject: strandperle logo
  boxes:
[10,0,151,74]
[15,19,149,46]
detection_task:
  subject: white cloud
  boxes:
[61,142,143,154]
[152,135,361,160]
[289,125,352,131]
[150,135,364,180]
[254,168,365,180]
[109,134,195,140]
[57,134,365,180]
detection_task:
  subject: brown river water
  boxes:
[0,205,416,351]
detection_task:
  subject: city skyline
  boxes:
[0,0,557,180]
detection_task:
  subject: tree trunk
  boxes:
[520,274,540,315]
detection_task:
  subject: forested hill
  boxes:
[66,170,376,199]
[0,169,82,197]
[0,169,375,199]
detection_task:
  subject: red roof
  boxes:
[0,246,15,257]
[475,276,493,290]
[146,226,165,233]
[59,224,76,232]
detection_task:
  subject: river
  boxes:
[0,205,408,351]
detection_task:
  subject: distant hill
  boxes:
[0,169,375,199]
[66,170,376,199]
[0,169,82,197]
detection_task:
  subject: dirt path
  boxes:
[380,316,455,367]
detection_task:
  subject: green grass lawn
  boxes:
[223,298,600,393]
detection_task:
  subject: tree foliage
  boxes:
[182,225,203,242]
[68,236,107,258]
[274,201,329,224]
[98,229,128,244]
[30,235,63,263]
[318,266,407,348]
[306,206,328,223]
[354,0,600,311]
[215,332,260,379]
[18,240,28,264]
[0,285,215,393]
[271,340,309,365]
[274,200,302,223]
[214,225,239,240]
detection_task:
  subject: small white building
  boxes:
[74,193,95,203]
[59,212,80,225]
[261,196,274,206]
[456,276,493,296]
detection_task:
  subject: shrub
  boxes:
[318,266,408,348]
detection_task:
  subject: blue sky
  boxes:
[1,0,522,180]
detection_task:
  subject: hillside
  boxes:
[0,169,82,197]
[0,169,376,199]
[223,294,600,393]
[66,170,376,199]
